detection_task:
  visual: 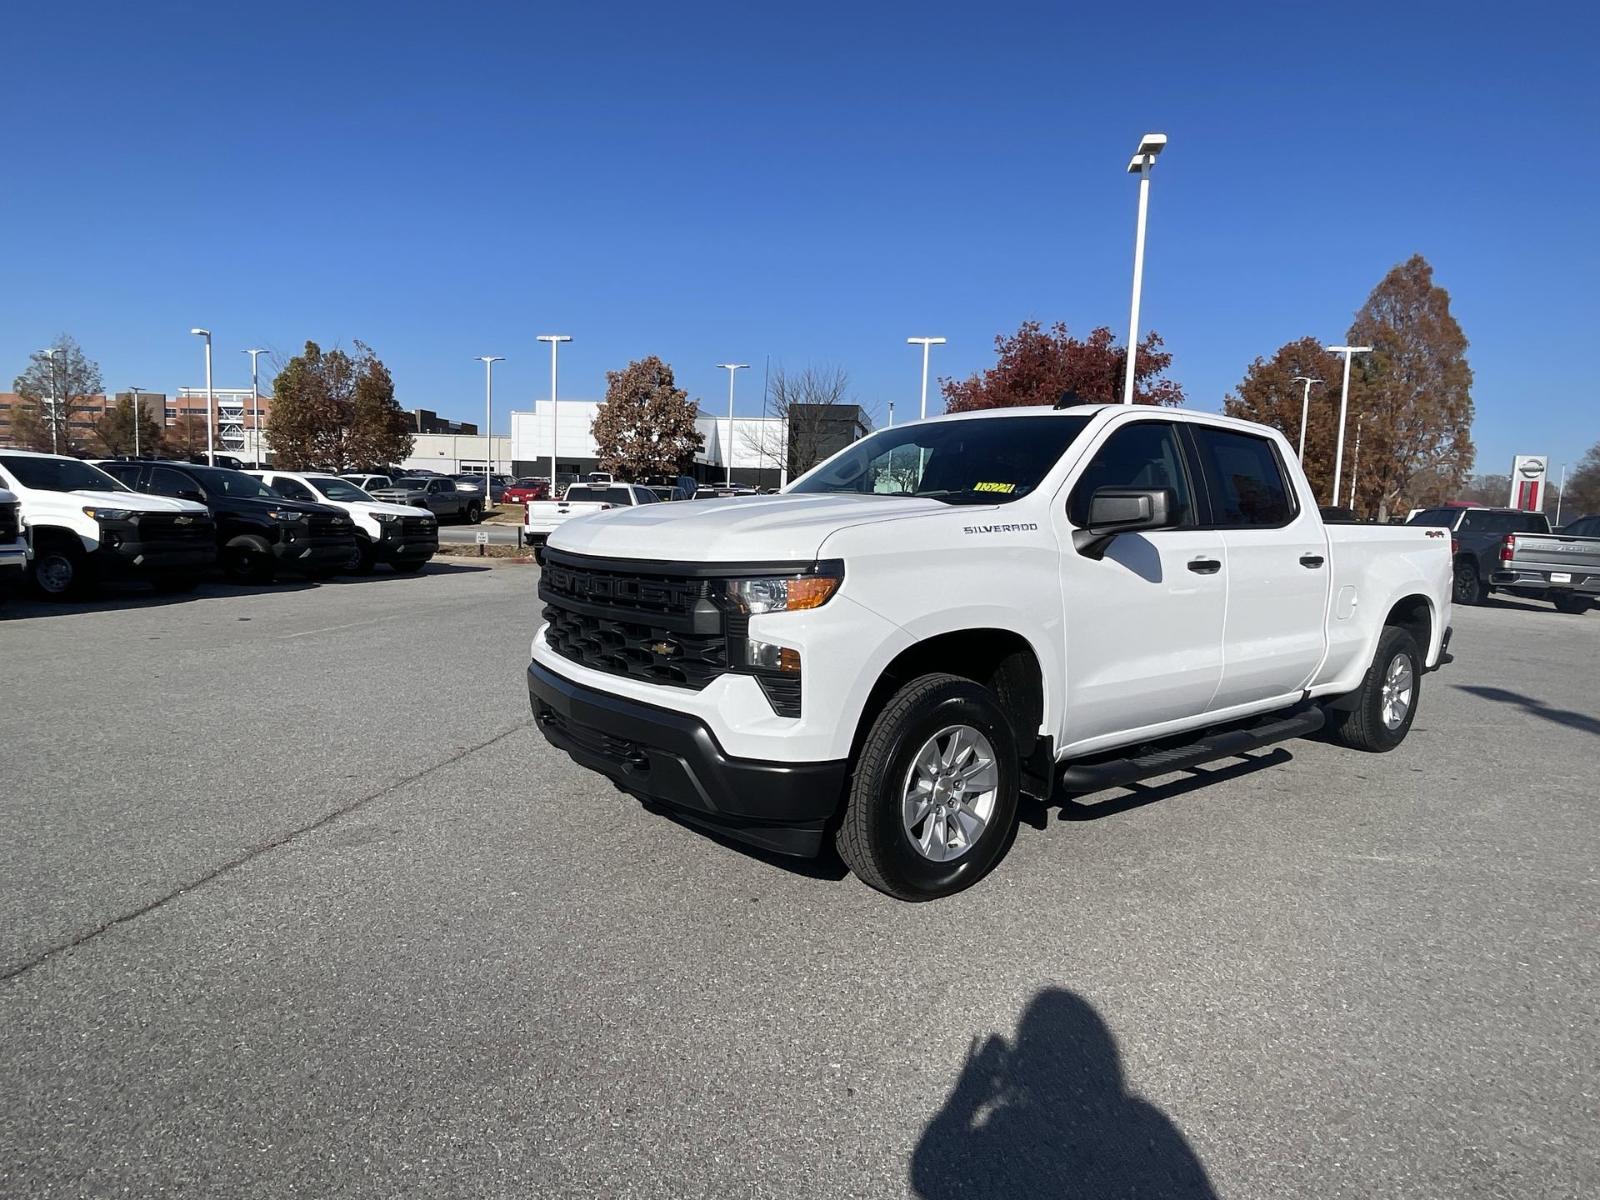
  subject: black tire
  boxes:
[1453,559,1484,605]
[152,573,201,594]
[1324,626,1423,753]
[465,502,483,525]
[390,559,425,573]
[30,538,87,600]
[1552,594,1592,615]
[835,673,1020,902]
[222,537,275,585]
[343,536,376,576]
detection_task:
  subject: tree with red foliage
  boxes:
[940,322,1185,413]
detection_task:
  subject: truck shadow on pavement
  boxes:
[910,987,1218,1199]
[0,577,318,619]
[1455,685,1600,737]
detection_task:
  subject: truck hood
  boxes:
[69,489,210,515]
[349,500,433,520]
[547,493,951,563]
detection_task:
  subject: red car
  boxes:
[502,478,550,505]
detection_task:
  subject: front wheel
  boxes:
[1453,560,1485,605]
[1552,594,1592,615]
[343,537,376,576]
[835,673,1020,901]
[223,538,275,585]
[31,540,87,599]
[1324,626,1423,753]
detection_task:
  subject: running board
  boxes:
[1059,706,1325,792]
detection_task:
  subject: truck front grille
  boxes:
[0,502,19,543]
[137,513,215,545]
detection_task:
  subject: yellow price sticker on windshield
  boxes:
[972,481,1016,494]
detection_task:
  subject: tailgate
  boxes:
[1506,533,1600,588]
[524,500,609,531]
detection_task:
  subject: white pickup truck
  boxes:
[252,470,439,574]
[1,487,26,597]
[527,404,1454,900]
[523,482,663,563]
[0,451,217,598]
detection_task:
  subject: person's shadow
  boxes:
[910,988,1218,1199]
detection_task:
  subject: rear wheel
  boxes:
[1453,559,1484,605]
[1552,593,1592,614]
[465,502,483,524]
[1324,626,1422,753]
[836,673,1019,901]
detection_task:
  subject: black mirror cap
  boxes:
[1086,487,1172,533]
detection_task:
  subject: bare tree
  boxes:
[10,335,104,454]
[742,364,859,480]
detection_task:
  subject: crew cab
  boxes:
[527,405,1454,901]
[1407,505,1600,613]
[523,482,662,563]
[97,459,355,584]
[250,471,439,574]
[1,487,29,597]
[368,476,482,524]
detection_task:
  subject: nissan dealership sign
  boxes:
[1509,455,1548,511]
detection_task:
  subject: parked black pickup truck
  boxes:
[97,460,356,584]
[1407,505,1600,612]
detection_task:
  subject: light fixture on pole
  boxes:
[1122,132,1168,404]
[536,335,571,495]
[716,363,750,486]
[905,337,946,420]
[244,348,269,466]
[128,386,145,457]
[190,328,214,463]
[1555,463,1569,525]
[1290,375,1322,462]
[888,400,895,428]
[34,348,64,454]
[476,356,505,484]
[1325,344,1372,505]
[1348,415,1364,510]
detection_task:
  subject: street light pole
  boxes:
[536,335,571,495]
[1325,344,1372,505]
[1290,375,1322,462]
[476,355,505,484]
[905,337,946,420]
[128,386,145,457]
[244,348,268,466]
[35,348,64,454]
[1122,133,1168,404]
[190,328,214,462]
[716,363,750,486]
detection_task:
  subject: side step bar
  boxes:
[1059,705,1325,793]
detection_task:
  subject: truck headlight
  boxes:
[267,510,305,522]
[82,507,134,521]
[374,512,401,522]
[720,572,841,614]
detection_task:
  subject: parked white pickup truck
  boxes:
[523,482,663,563]
[0,487,26,596]
[527,404,1454,900]
[0,451,217,598]
[252,470,439,574]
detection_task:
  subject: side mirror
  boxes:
[1074,487,1174,560]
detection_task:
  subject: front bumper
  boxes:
[91,536,216,575]
[527,658,847,857]
[273,532,356,572]
[376,532,439,562]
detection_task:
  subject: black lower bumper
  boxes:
[274,538,356,572]
[94,541,216,575]
[527,659,846,857]
[378,536,439,563]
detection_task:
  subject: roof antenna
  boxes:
[1053,389,1081,410]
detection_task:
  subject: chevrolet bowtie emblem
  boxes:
[174,516,194,525]
[649,641,678,657]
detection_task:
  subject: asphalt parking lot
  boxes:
[2,569,1596,1198]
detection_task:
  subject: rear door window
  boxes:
[1190,426,1297,527]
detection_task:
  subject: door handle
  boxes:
[1299,554,1326,568]
[1187,557,1222,575]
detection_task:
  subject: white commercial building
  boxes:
[399,433,514,476]
[508,400,788,488]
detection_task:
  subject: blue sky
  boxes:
[3,0,1595,474]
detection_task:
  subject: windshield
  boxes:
[789,414,1094,504]
[308,476,372,502]
[0,455,130,493]
[186,465,279,499]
